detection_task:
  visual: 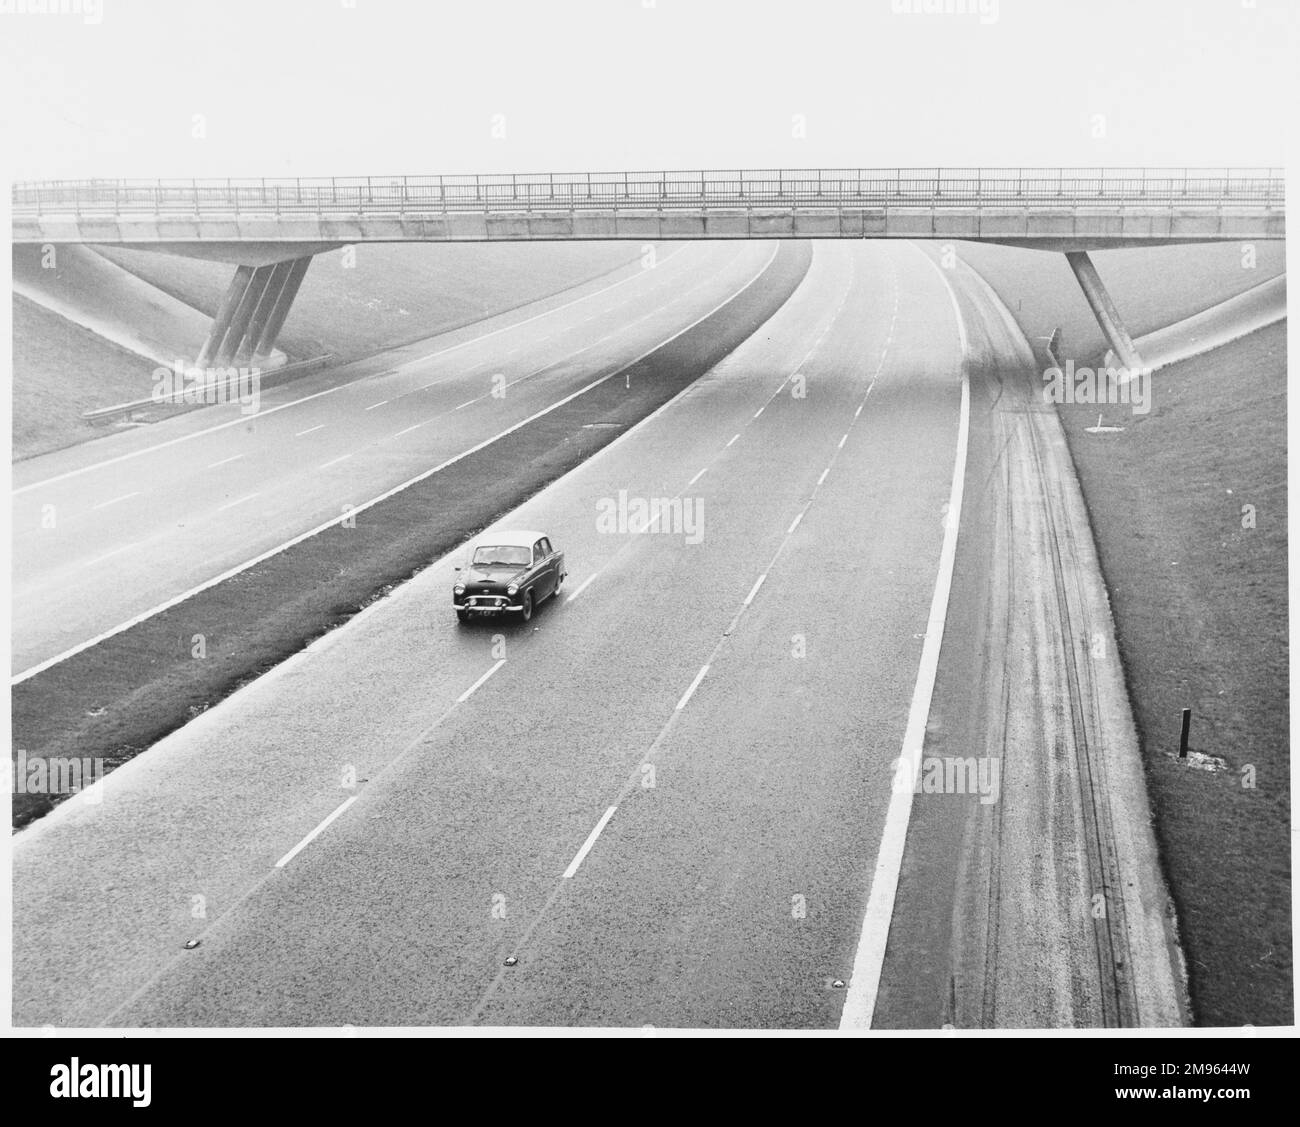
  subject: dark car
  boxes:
[453,529,566,623]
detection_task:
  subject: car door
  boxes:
[533,538,555,599]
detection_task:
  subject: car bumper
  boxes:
[456,598,524,614]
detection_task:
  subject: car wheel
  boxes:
[519,590,533,622]
[456,608,469,624]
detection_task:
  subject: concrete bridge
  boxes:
[12,167,1285,373]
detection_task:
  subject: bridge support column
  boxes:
[213,264,277,368]
[195,264,255,368]
[235,260,294,366]
[1064,250,1144,371]
[251,255,312,364]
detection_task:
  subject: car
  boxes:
[452,529,567,623]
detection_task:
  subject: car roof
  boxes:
[474,529,548,548]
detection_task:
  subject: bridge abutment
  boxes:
[194,254,314,370]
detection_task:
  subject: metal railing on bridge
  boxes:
[12,167,1285,217]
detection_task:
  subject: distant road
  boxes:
[14,240,972,1026]
[11,241,772,676]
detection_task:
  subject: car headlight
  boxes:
[454,585,465,595]
[506,584,518,596]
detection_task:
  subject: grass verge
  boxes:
[1054,322,1290,1027]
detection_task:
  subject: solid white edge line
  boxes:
[838,244,971,1031]
[743,573,767,606]
[11,243,779,686]
[274,796,359,869]
[675,664,710,711]
[457,658,506,704]
[562,805,618,879]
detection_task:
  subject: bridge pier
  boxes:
[194,255,314,370]
[1064,251,1144,371]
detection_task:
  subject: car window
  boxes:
[539,538,552,557]
[472,545,531,567]
[534,539,547,560]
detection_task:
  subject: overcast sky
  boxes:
[0,0,1293,180]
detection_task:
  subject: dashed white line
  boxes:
[566,572,599,603]
[818,467,830,486]
[675,664,710,711]
[91,492,140,510]
[85,544,135,567]
[854,403,865,418]
[753,406,765,418]
[688,467,708,486]
[275,796,359,869]
[205,455,244,469]
[295,425,325,437]
[562,806,618,879]
[838,433,849,449]
[216,492,260,512]
[787,512,804,535]
[365,400,389,411]
[743,574,767,606]
[394,424,423,437]
[319,454,352,470]
[457,659,506,703]
[455,399,476,410]
[726,434,740,448]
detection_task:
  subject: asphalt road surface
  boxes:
[14,239,980,1028]
[12,240,773,677]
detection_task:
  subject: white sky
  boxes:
[0,0,1293,180]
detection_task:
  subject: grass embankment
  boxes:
[95,241,643,364]
[955,240,1284,359]
[1053,322,1290,1027]
[11,240,813,831]
[12,241,640,460]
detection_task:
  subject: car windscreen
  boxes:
[471,545,531,567]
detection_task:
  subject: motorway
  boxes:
[13,238,977,1027]
[13,234,1187,1028]
[11,239,773,677]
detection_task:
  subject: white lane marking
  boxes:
[206,455,245,469]
[394,424,423,437]
[854,403,864,418]
[839,243,972,1031]
[91,492,140,510]
[455,399,476,410]
[14,383,352,496]
[562,806,618,879]
[675,664,710,711]
[11,244,777,687]
[457,659,506,703]
[365,400,389,411]
[743,574,767,606]
[838,433,849,449]
[295,425,325,437]
[319,454,352,470]
[726,433,740,447]
[787,512,803,535]
[566,572,599,603]
[818,467,830,486]
[216,492,260,512]
[688,467,708,486]
[85,544,135,567]
[753,405,765,418]
[275,796,359,869]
